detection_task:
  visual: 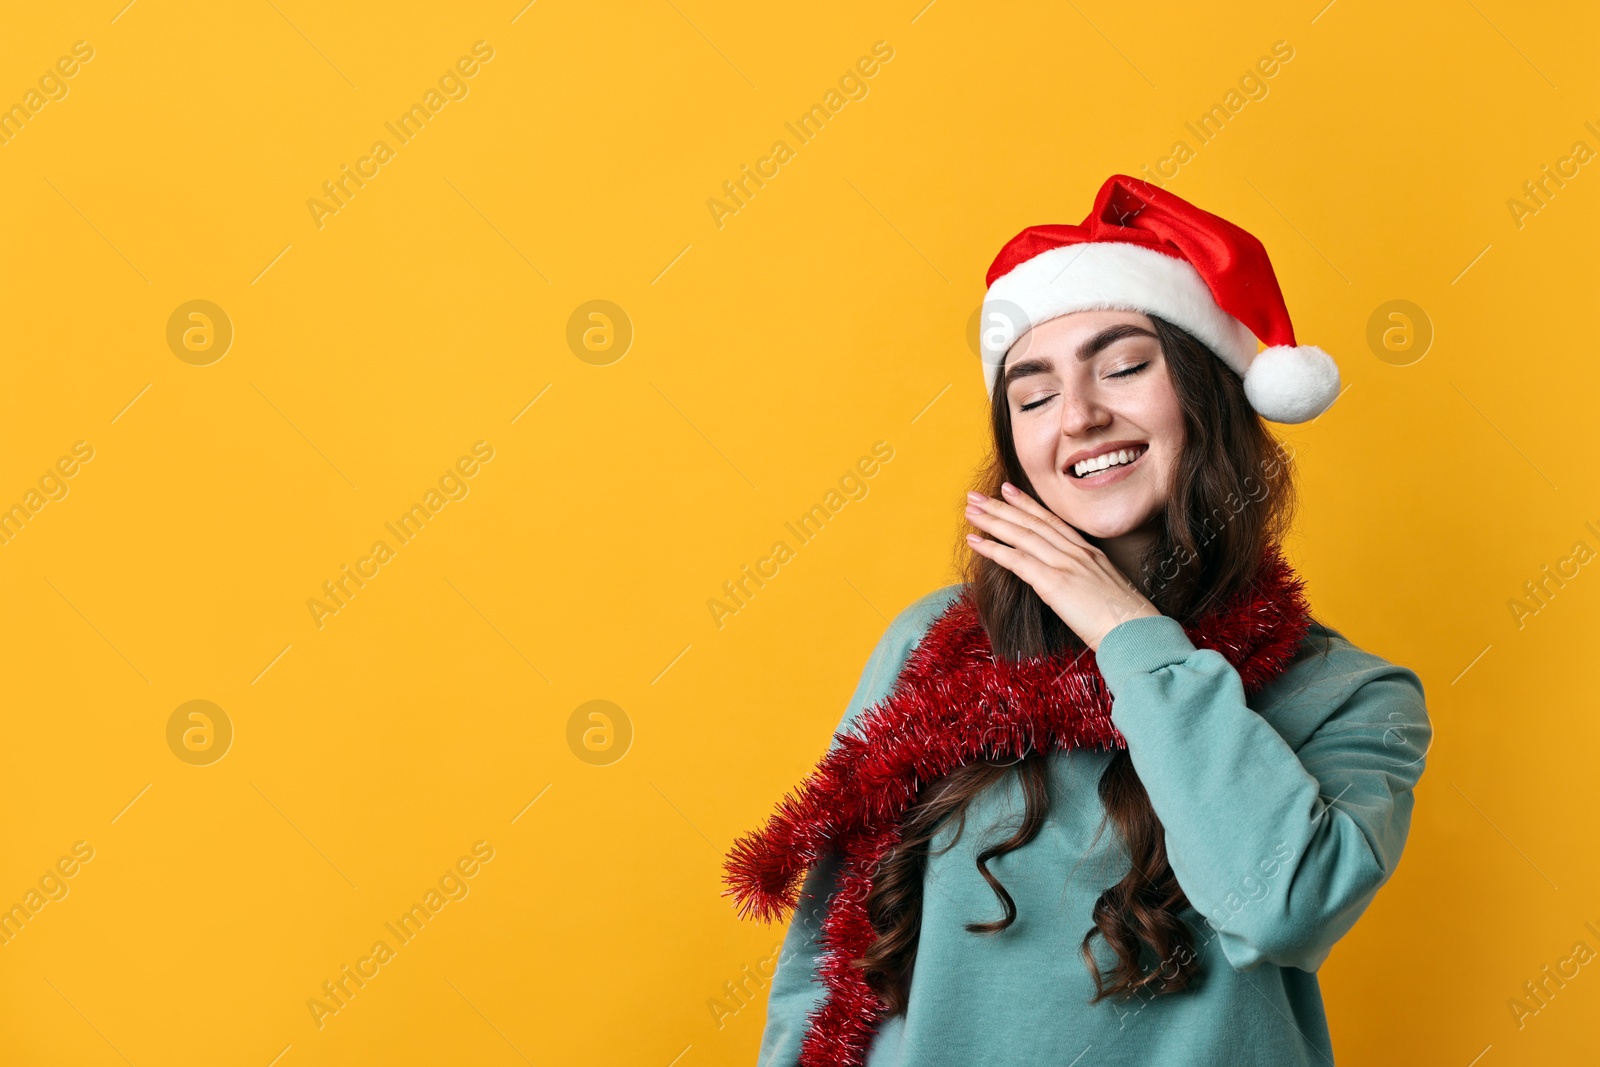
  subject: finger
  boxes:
[969,491,1078,558]
[967,498,1081,568]
[965,532,1054,589]
[986,494,1085,558]
[966,507,1073,573]
[997,483,1096,550]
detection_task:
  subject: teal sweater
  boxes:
[756,584,1432,1066]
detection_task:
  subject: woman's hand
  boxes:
[964,482,1162,653]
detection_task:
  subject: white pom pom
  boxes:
[1243,345,1341,424]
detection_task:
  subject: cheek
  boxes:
[1134,386,1185,464]
[1157,415,1186,479]
[1012,421,1060,478]
[1151,372,1185,435]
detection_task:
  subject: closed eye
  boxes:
[1017,361,1148,412]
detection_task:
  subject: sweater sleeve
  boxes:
[755,589,956,1067]
[1094,613,1432,974]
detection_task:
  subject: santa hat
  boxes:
[979,175,1341,424]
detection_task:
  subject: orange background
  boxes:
[0,1,1596,1064]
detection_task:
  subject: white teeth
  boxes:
[1073,446,1144,478]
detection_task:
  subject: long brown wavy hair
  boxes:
[854,313,1307,1014]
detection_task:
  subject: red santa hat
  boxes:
[979,175,1341,424]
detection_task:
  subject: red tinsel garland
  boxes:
[722,546,1314,1067]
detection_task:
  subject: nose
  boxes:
[1058,384,1110,438]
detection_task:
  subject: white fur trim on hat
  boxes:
[979,241,1259,392]
[1242,345,1341,423]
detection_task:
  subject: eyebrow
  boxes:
[1001,323,1158,391]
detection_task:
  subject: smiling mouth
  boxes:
[1068,443,1149,479]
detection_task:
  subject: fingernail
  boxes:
[1001,483,1017,495]
[966,491,985,503]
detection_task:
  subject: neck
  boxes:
[1090,525,1159,589]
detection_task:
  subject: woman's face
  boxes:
[1000,308,1185,541]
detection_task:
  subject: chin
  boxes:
[1045,500,1159,540]
[1070,518,1142,539]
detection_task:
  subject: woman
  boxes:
[725,175,1432,1066]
